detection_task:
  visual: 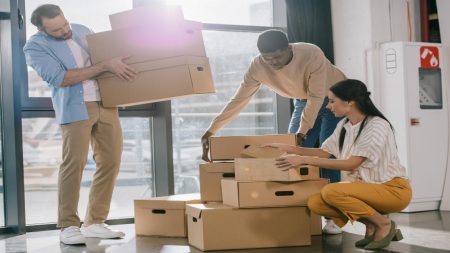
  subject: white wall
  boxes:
[331,0,413,104]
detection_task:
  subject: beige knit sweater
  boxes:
[206,42,346,135]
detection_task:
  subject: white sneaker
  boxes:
[60,226,87,245]
[80,223,125,239]
[323,219,343,234]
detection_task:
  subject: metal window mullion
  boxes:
[1,0,27,234]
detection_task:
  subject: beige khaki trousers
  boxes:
[58,102,122,228]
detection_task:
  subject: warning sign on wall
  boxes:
[420,46,440,69]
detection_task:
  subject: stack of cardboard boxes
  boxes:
[190,134,329,251]
[86,5,215,107]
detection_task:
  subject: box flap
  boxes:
[87,20,205,64]
[239,145,286,158]
[135,193,201,210]
[185,204,205,218]
[109,5,185,30]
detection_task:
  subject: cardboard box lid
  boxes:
[199,162,234,173]
[209,134,297,161]
[239,145,286,158]
[135,193,201,210]
[185,203,230,218]
[96,56,210,79]
[109,5,185,30]
[87,20,204,64]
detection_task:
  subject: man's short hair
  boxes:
[257,29,289,53]
[30,4,62,28]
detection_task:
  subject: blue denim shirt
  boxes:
[23,23,93,124]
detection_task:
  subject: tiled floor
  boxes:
[1,211,449,253]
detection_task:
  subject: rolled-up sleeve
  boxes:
[24,41,66,88]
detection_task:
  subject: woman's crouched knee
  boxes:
[307,193,324,213]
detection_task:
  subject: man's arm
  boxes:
[297,52,328,136]
[201,64,262,161]
[61,56,137,87]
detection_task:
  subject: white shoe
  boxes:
[60,226,87,245]
[323,219,343,234]
[80,223,125,239]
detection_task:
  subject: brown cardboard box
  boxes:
[134,193,201,237]
[239,145,286,158]
[209,134,296,161]
[234,158,320,181]
[310,211,323,236]
[199,162,234,202]
[87,20,205,64]
[221,178,328,208]
[109,5,184,30]
[95,56,214,107]
[186,203,311,251]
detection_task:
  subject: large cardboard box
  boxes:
[134,193,201,237]
[109,5,184,30]
[199,162,234,202]
[310,211,323,236]
[209,134,296,161]
[87,20,205,64]
[95,56,214,107]
[234,158,320,181]
[186,203,311,251]
[221,178,328,208]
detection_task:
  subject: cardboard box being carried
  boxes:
[209,134,296,161]
[134,193,201,237]
[109,5,184,30]
[221,178,328,208]
[199,162,234,202]
[94,56,214,107]
[186,203,311,251]
[86,17,215,107]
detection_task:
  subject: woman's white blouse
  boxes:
[321,116,408,184]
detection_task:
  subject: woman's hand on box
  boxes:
[275,154,306,170]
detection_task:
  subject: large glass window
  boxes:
[172,31,276,194]
[166,0,273,27]
[0,113,4,226]
[23,117,152,224]
[25,0,133,97]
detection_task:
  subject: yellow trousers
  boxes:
[307,177,412,227]
[58,102,123,228]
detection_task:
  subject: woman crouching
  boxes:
[268,79,412,250]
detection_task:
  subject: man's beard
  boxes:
[51,30,72,40]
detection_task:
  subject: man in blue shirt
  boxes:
[24,4,136,245]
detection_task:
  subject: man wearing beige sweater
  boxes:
[201,29,346,233]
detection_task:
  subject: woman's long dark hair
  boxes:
[330,79,394,151]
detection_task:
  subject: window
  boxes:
[172,31,277,194]
[22,117,152,224]
[165,0,273,26]
[0,116,4,226]
[25,0,133,98]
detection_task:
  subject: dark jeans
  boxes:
[288,98,342,183]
